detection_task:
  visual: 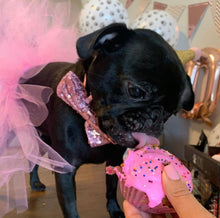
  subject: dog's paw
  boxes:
[31,181,46,192]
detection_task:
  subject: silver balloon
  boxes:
[79,0,129,35]
[132,10,179,47]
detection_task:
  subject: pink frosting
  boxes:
[107,146,193,208]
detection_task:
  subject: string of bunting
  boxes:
[209,0,220,36]
[188,2,209,38]
[125,0,151,15]
[125,0,220,39]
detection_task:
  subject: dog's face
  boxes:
[77,24,194,147]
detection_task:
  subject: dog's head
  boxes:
[76,23,194,148]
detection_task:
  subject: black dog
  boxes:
[26,23,194,218]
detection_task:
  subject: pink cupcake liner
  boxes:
[119,179,175,214]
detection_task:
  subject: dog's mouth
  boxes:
[103,131,159,148]
[95,105,166,147]
[99,129,159,148]
[98,107,165,148]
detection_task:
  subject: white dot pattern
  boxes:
[132,10,179,47]
[79,0,129,35]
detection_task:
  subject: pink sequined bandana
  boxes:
[57,71,115,147]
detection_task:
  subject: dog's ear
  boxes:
[180,74,194,111]
[76,23,131,59]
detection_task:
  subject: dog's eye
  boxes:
[128,84,145,99]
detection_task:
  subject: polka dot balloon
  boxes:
[132,10,179,47]
[78,0,129,36]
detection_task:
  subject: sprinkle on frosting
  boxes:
[106,145,193,209]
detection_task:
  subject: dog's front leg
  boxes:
[55,169,79,218]
[106,160,125,218]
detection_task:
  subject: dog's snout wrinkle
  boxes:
[145,118,153,127]
[150,108,163,123]
[99,102,147,117]
[100,116,114,129]
[118,111,145,132]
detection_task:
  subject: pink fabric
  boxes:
[0,0,79,216]
[57,71,115,147]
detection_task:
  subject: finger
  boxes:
[162,164,215,218]
[123,200,151,218]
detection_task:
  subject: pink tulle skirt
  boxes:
[0,0,80,216]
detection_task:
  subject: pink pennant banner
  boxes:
[140,0,151,15]
[128,0,151,17]
[125,0,134,9]
[153,2,167,10]
[209,0,220,36]
[166,5,185,21]
[188,2,209,38]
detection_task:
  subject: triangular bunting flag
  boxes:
[153,2,167,10]
[125,0,151,13]
[135,0,151,17]
[166,5,185,21]
[125,0,134,9]
[188,2,209,38]
[141,0,151,13]
[209,0,220,36]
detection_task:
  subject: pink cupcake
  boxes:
[106,144,193,214]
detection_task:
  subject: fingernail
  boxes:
[164,164,180,180]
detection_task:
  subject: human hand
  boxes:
[123,164,215,218]
[123,200,169,218]
[162,164,214,218]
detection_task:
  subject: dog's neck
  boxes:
[57,71,115,147]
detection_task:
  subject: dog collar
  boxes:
[57,71,115,147]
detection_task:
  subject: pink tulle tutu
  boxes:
[0,0,79,216]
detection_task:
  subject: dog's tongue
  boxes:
[132,132,160,149]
